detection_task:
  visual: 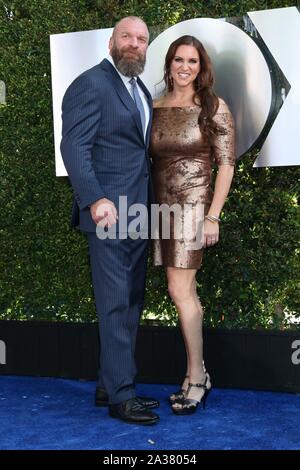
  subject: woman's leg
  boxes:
[166,267,210,405]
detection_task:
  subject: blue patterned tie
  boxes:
[129,77,146,137]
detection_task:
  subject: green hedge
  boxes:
[0,0,299,328]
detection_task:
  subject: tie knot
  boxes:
[129,77,136,86]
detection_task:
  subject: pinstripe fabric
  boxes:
[88,234,148,404]
[61,59,153,232]
[60,59,153,404]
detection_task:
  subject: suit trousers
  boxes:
[87,233,149,404]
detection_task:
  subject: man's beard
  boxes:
[110,45,146,77]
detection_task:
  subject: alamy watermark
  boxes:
[291,340,300,365]
[96,196,206,250]
[0,340,6,365]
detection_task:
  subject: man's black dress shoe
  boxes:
[109,397,159,425]
[95,387,159,409]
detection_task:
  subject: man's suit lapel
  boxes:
[101,59,144,141]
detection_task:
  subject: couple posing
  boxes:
[61,16,235,425]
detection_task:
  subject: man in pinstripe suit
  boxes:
[61,17,159,424]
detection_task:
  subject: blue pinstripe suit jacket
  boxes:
[60,58,153,232]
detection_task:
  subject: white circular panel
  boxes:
[142,18,272,158]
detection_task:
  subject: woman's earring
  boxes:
[169,75,173,88]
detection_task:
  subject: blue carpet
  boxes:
[0,376,299,450]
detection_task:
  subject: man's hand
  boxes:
[90,198,118,227]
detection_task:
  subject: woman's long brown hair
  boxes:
[164,35,223,141]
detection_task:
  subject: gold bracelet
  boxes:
[205,214,221,223]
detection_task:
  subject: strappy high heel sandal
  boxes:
[169,375,189,405]
[171,374,211,415]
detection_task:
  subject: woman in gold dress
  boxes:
[150,35,235,414]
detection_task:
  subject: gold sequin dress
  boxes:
[150,99,235,269]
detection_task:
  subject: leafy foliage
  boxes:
[0,0,299,328]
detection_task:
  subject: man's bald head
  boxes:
[112,16,149,41]
[109,16,149,77]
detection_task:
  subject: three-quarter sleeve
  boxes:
[212,99,236,166]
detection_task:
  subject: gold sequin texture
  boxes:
[150,101,235,269]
